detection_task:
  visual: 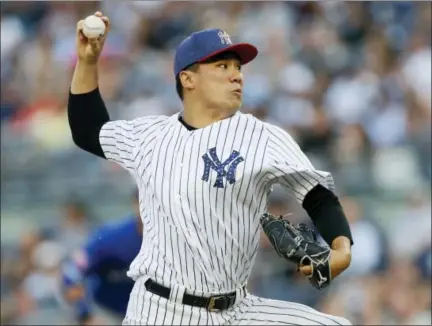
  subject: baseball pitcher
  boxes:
[68,11,354,326]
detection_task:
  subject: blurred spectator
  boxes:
[388,191,431,260]
[14,240,71,325]
[401,33,432,113]
[379,259,431,325]
[415,244,432,282]
[41,198,94,252]
[340,196,389,277]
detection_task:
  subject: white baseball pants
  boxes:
[123,277,351,325]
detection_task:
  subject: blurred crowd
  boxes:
[1,1,431,325]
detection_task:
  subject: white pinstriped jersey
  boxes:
[99,111,335,295]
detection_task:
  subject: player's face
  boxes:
[195,57,243,112]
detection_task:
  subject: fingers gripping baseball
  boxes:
[76,11,110,64]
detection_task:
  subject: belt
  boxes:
[144,279,241,311]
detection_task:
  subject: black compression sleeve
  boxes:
[302,184,354,247]
[68,88,110,158]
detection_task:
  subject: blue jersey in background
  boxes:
[62,214,141,321]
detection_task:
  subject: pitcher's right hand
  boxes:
[76,11,110,65]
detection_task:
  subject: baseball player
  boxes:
[61,191,142,325]
[68,11,354,325]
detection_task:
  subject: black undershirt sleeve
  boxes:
[302,184,354,247]
[67,88,110,158]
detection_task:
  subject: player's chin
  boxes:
[227,101,242,112]
[227,95,242,110]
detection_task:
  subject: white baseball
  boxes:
[82,15,106,38]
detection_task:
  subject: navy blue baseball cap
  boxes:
[174,29,258,77]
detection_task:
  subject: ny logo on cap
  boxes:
[218,30,232,45]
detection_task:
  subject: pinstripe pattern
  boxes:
[99,112,348,325]
[264,123,335,203]
[123,277,351,325]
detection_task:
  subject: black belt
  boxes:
[144,279,240,311]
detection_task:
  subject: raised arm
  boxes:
[68,11,149,173]
[68,11,110,158]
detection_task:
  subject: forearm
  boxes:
[302,185,353,277]
[68,70,109,158]
[329,236,352,278]
[71,61,98,94]
[331,236,352,253]
[299,186,354,279]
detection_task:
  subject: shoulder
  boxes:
[237,112,262,124]
[102,115,170,133]
[261,121,300,145]
[237,113,295,143]
[261,120,287,135]
[132,115,170,126]
[237,113,285,133]
[128,115,171,134]
[133,114,177,137]
[235,112,269,134]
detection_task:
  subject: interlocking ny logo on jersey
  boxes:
[202,147,244,188]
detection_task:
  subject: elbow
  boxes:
[70,130,81,148]
[70,127,106,158]
[68,110,103,153]
[331,236,353,261]
[69,123,88,151]
[70,130,87,151]
[67,88,109,156]
[68,107,84,149]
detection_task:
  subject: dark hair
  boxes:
[175,51,241,101]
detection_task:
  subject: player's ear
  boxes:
[179,70,196,91]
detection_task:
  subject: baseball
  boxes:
[82,15,106,38]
